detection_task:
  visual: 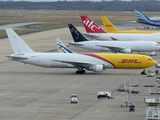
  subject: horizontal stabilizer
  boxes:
[82,32,100,37]
[69,42,84,46]
[6,56,28,60]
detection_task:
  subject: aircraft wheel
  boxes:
[80,71,83,74]
[76,71,80,74]
[80,70,86,74]
[76,70,85,74]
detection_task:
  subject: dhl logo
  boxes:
[105,25,112,27]
[119,59,142,63]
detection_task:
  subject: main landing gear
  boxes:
[76,67,85,74]
[76,70,85,74]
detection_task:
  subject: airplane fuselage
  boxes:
[85,32,160,42]
[70,41,160,52]
[10,53,156,70]
[136,19,160,27]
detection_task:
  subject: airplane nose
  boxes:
[153,60,157,66]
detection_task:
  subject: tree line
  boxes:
[1,0,160,11]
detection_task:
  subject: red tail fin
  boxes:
[80,16,106,33]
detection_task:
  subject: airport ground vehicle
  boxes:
[155,70,160,75]
[129,104,135,112]
[150,51,157,56]
[147,71,154,77]
[97,92,111,99]
[156,63,160,68]
[144,84,155,87]
[70,94,78,103]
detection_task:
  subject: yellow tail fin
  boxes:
[100,16,118,32]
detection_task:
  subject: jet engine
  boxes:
[86,64,103,72]
[120,48,132,54]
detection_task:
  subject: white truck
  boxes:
[156,62,160,68]
[97,92,111,99]
[150,51,157,56]
[147,71,154,77]
[70,94,78,103]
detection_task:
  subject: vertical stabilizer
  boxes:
[134,9,151,21]
[80,16,106,33]
[68,24,89,42]
[6,29,35,55]
[55,38,74,53]
[100,16,118,32]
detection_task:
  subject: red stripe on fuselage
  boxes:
[79,53,115,68]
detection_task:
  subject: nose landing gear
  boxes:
[141,69,147,75]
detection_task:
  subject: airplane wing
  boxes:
[96,45,124,51]
[53,59,101,67]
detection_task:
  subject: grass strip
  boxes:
[0,30,34,38]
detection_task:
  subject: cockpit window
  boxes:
[148,58,153,61]
[156,43,160,46]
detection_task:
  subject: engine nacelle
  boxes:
[120,48,132,54]
[87,64,103,72]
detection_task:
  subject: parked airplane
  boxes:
[68,24,160,53]
[80,16,160,41]
[100,16,160,34]
[135,9,160,27]
[6,29,156,74]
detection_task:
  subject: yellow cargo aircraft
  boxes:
[100,16,160,34]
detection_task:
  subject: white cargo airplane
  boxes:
[68,24,160,54]
[5,29,156,74]
[80,16,160,41]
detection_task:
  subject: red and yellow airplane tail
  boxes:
[80,16,106,33]
[100,16,119,32]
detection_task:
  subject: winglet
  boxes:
[80,16,106,33]
[55,38,74,53]
[68,24,89,42]
[5,29,35,55]
[100,16,118,32]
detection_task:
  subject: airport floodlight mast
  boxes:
[123,79,132,107]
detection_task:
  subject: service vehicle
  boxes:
[156,63,160,68]
[97,92,111,99]
[147,71,154,77]
[70,94,78,103]
[150,51,157,56]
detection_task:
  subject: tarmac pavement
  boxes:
[0,22,159,120]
